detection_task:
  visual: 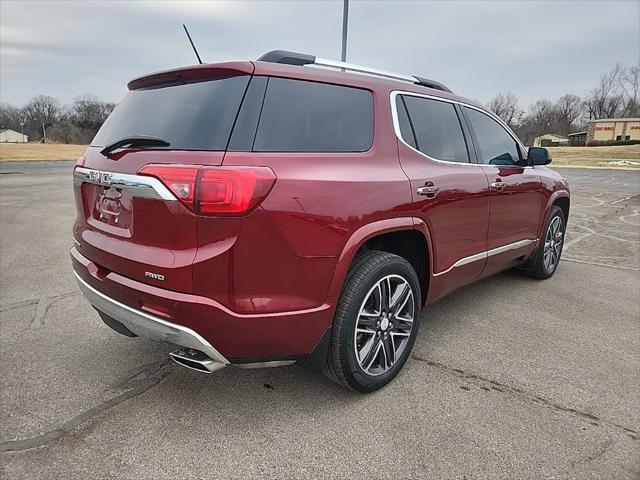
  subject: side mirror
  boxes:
[527,147,552,166]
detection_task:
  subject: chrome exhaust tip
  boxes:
[169,348,226,373]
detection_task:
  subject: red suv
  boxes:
[72,50,570,392]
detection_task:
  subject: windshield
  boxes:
[92,75,250,151]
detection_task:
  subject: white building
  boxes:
[533,133,569,147]
[0,129,28,143]
[587,118,640,143]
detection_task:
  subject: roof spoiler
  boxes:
[257,50,453,93]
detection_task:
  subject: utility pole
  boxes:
[42,121,47,143]
[19,120,25,142]
[341,0,349,62]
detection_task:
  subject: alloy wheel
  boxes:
[543,216,564,272]
[353,274,415,376]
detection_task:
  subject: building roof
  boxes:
[567,131,587,137]
[534,133,568,140]
[0,129,27,136]
[589,118,640,123]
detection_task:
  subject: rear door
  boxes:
[73,70,251,293]
[461,107,543,276]
[393,93,491,301]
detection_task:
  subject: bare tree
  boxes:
[71,94,114,131]
[0,103,24,131]
[514,99,558,144]
[487,92,522,127]
[555,94,583,135]
[619,64,640,117]
[24,95,61,140]
[584,64,625,119]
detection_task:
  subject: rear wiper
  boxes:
[100,135,170,158]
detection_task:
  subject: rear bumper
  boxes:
[71,247,333,360]
[74,272,229,366]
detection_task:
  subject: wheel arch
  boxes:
[540,190,570,238]
[553,195,570,222]
[326,218,432,306]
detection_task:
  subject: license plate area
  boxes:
[90,186,133,233]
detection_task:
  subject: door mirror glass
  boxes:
[528,147,552,166]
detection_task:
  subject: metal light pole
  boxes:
[19,121,25,142]
[341,0,349,62]
[42,121,47,143]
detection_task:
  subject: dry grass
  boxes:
[548,145,640,168]
[0,143,87,161]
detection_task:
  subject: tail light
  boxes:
[138,165,199,210]
[75,156,86,168]
[139,164,276,216]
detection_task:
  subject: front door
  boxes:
[462,107,543,277]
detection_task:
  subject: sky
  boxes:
[1,0,639,109]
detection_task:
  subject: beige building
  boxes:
[587,118,640,143]
[533,133,569,147]
[0,129,28,143]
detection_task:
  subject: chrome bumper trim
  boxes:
[74,271,229,365]
[235,360,297,369]
[73,167,177,201]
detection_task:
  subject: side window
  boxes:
[400,95,470,163]
[395,96,417,149]
[464,108,522,166]
[253,78,373,152]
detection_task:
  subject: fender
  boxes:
[325,217,433,302]
[540,189,570,238]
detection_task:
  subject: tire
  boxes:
[525,206,566,279]
[323,250,421,392]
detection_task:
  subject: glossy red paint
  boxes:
[480,165,543,276]
[72,59,569,362]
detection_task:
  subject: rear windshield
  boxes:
[92,75,250,150]
[253,78,373,152]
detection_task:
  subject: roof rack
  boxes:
[257,50,453,93]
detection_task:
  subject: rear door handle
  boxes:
[417,185,439,196]
[490,181,505,192]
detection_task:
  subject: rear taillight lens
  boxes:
[139,165,200,210]
[138,164,276,216]
[199,167,276,215]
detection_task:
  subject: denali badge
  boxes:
[145,271,165,281]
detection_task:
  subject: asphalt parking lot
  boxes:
[1,161,638,479]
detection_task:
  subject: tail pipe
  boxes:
[169,348,226,373]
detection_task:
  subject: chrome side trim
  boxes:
[73,167,177,201]
[487,239,536,257]
[74,271,229,365]
[433,239,537,277]
[389,90,531,168]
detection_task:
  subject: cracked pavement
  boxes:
[1,161,639,479]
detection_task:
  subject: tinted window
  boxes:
[92,76,249,150]
[464,108,522,166]
[253,78,373,152]
[395,96,417,148]
[401,96,469,163]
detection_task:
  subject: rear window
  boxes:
[253,78,373,152]
[92,75,250,150]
